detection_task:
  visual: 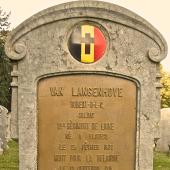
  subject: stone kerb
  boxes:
[0,105,8,154]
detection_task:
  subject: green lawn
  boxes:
[0,140,19,170]
[0,140,170,170]
[154,151,170,170]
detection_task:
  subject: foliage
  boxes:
[0,140,19,170]
[0,7,11,110]
[0,7,10,32]
[160,66,170,108]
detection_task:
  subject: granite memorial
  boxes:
[5,1,167,170]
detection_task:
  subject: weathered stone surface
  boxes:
[0,105,8,152]
[157,108,170,152]
[5,1,167,170]
[6,112,11,142]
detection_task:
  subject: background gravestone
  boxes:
[0,105,8,154]
[157,108,170,153]
[5,1,167,170]
[6,112,11,142]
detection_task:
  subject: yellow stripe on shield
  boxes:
[81,25,94,63]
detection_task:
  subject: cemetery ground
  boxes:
[154,152,170,170]
[0,140,18,170]
[0,140,170,170]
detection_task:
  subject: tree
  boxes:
[160,66,170,108]
[0,7,11,110]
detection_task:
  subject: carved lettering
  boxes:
[58,166,75,170]
[104,166,112,170]
[91,123,98,130]
[57,122,90,130]
[77,166,100,170]
[96,155,118,162]
[81,142,100,151]
[78,112,95,118]
[101,123,114,130]
[65,133,72,139]
[104,144,113,150]
[70,155,81,162]
[58,144,66,150]
[72,87,123,97]
[50,87,64,96]
[88,133,108,140]
[70,145,77,150]
[70,101,104,109]
[85,155,93,162]
[54,155,66,162]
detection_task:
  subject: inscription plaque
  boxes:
[38,74,137,170]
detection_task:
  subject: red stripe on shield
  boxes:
[94,27,106,62]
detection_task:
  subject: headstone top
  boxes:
[5,1,167,62]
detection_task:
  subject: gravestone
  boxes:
[0,105,8,154]
[157,108,170,152]
[5,1,167,170]
[6,112,11,142]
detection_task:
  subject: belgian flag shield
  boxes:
[68,24,106,63]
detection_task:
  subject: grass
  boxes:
[154,151,170,170]
[0,139,19,170]
[0,140,170,170]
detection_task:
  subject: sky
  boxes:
[0,0,169,73]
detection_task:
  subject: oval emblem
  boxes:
[68,24,106,64]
